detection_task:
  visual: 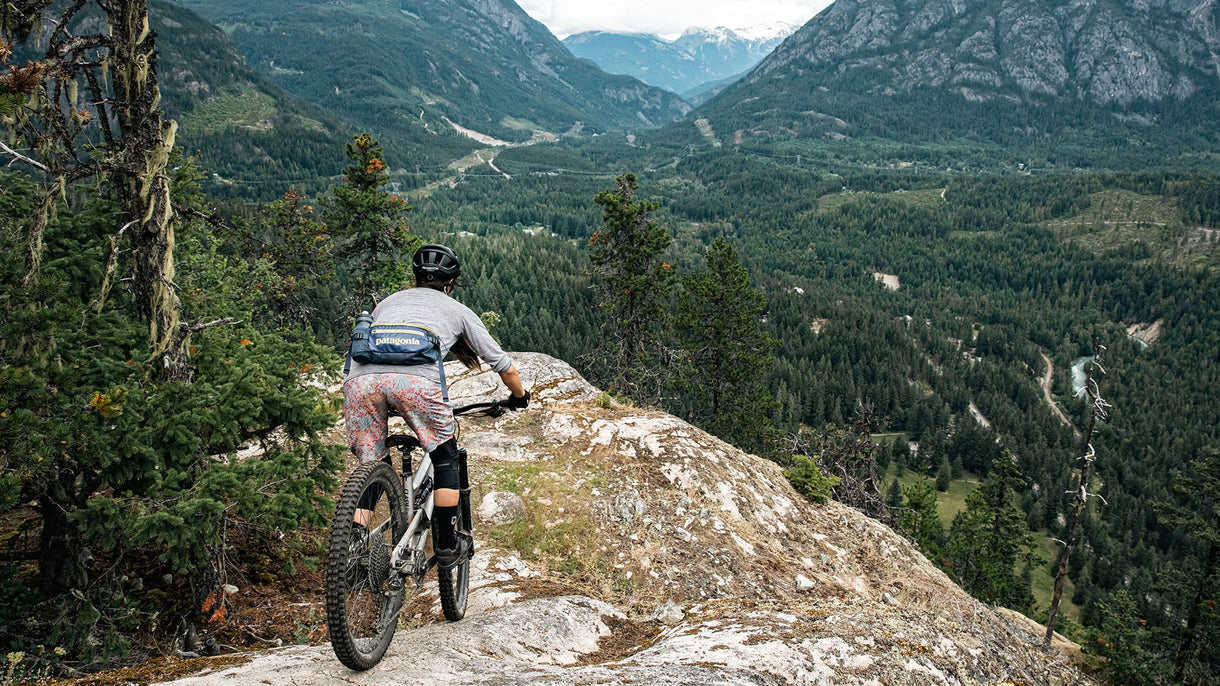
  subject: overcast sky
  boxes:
[515,0,834,39]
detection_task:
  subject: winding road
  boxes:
[1040,351,1081,439]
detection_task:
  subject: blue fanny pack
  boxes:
[345,320,448,401]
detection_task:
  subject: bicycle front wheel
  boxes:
[435,505,470,621]
[326,460,406,670]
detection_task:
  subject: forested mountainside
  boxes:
[563,26,790,97]
[149,2,356,199]
[7,2,377,200]
[690,0,1220,164]
[171,0,690,145]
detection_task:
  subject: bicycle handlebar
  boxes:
[452,399,511,417]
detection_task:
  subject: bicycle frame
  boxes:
[389,446,434,581]
[381,400,497,583]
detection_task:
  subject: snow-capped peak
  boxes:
[729,21,800,42]
[678,26,741,44]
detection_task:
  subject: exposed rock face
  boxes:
[750,0,1218,106]
[161,354,1091,686]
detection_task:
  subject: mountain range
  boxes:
[171,0,689,147]
[152,0,1220,188]
[563,25,795,100]
[693,0,1220,158]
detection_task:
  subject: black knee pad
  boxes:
[431,438,460,490]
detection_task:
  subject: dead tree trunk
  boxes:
[106,0,184,379]
[3,1,185,377]
[1044,344,1110,647]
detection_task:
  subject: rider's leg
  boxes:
[381,374,460,556]
[430,438,461,552]
[344,375,393,527]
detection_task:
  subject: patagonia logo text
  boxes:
[382,337,423,346]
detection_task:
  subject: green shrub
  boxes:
[784,455,840,503]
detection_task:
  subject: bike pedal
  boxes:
[457,530,475,558]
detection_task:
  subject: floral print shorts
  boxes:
[343,373,455,463]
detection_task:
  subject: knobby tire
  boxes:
[435,506,470,621]
[325,460,406,671]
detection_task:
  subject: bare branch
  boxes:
[172,201,233,233]
[183,317,241,334]
[0,140,50,171]
[51,33,111,60]
[84,68,116,147]
[89,219,138,315]
[46,0,88,51]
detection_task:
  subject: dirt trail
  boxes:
[1041,351,1081,439]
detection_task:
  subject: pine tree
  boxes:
[886,478,903,508]
[0,181,345,659]
[1094,590,1165,685]
[1154,447,1220,683]
[324,133,417,317]
[0,0,189,377]
[892,436,908,465]
[229,188,334,328]
[895,449,909,476]
[897,481,944,556]
[936,457,952,491]
[874,442,891,473]
[586,173,674,401]
[674,237,779,450]
[942,450,1038,610]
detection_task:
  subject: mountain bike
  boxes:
[324,399,510,671]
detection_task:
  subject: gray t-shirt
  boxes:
[344,287,512,383]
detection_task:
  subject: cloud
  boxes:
[516,0,832,38]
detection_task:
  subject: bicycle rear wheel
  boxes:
[326,460,406,670]
[435,505,470,621]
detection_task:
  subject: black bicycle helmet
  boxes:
[412,243,460,283]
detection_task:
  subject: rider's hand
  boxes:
[504,390,530,410]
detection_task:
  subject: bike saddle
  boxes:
[386,434,421,450]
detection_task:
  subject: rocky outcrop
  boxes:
[161,353,1091,686]
[750,0,1218,106]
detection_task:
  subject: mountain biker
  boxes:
[343,243,529,568]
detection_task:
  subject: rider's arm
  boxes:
[499,365,525,397]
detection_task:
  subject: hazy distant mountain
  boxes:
[564,24,796,96]
[696,0,1220,153]
[172,0,690,143]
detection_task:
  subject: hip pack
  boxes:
[345,318,448,401]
